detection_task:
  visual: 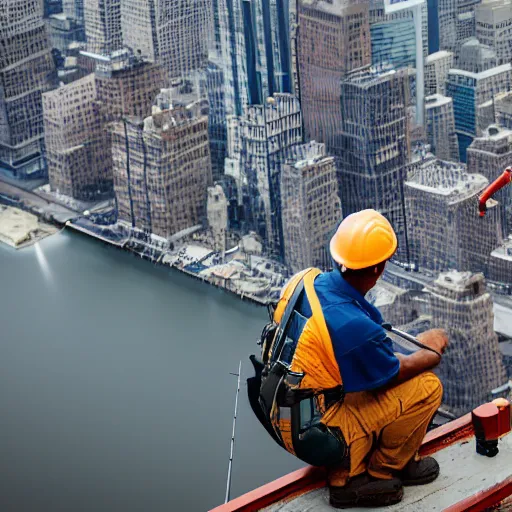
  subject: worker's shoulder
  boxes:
[321,301,384,340]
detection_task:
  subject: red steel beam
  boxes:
[444,475,512,512]
[209,415,475,512]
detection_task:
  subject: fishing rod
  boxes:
[382,323,443,358]
[225,360,242,504]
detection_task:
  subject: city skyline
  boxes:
[1,0,512,413]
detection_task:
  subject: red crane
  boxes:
[479,167,512,217]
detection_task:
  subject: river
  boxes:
[0,230,302,512]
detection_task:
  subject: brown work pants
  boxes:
[325,371,443,487]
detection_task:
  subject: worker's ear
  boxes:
[374,266,379,274]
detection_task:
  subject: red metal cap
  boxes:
[472,400,511,441]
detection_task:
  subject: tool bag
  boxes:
[248,275,348,468]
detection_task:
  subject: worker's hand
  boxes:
[417,329,449,355]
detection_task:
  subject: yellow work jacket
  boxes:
[269,268,344,455]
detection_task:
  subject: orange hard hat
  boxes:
[330,209,398,270]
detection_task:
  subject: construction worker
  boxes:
[256,209,447,508]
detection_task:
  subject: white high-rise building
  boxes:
[0,0,56,178]
[121,0,211,80]
[476,0,512,65]
[84,0,122,57]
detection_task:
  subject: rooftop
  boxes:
[344,65,401,87]
[491,237,512,262]
[300,0,357,15]
[367,280,408,308]
[405,159,488,202]
[449,63,512,80]
[433,270,485,291]
[425,94,452,108]
[426,50,453,63]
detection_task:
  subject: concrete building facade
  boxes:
[207,184,229,255]
[94,60,165,124]
[338,66,410,256]
[425,50,454,95]
[120,0,211,80]
[467,125,512,236]
[488,237,512,287]
[476,0,512,65]
[84,0,122,57]
[0,0,56,178]
[47,13,85,53]
[295,0,371,156]
[111,104,212,238]
[458,38,498,73]
[43,60,164,200]
[241,94,303,258]
[369,0,429,69]
[438,0,480,56]
[446,63,512,160]
[494,91,512,128]
[63,0,84,25]
[425,94,460,161]
[405,158,502,275]
[280,142,341,273]
[43,74,111,200]
[427,271,507,416]
[210,0,249,119]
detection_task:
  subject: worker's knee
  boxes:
[419,372,443,406]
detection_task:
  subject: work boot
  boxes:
[400,456,440,486]
[329,474,403,509]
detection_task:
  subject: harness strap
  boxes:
[259,271,313,422]
[303,269,342,385]
[270,268,315,363]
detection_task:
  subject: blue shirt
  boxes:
[298,270,400,393]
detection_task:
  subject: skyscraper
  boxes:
[467,125,512,236]
[427,271,507,416]
[0,0,56,178]
[63,0,84,25]
[446,63,512,161]
[120,0,158,63]
[207,184,229,255]
[457,38,498,73]
[111,103,212,237]
[241,94,302,257]
[251,0,294,100]
[43,74,111,200]
[494,91,512,128]
[205,62,228,180]
[488,238,512,288]
[438,0,480,56]
[84,0,122,57]
[120,0,211,80]
[476,0,512,65]
[371,18,416,69]
[210,0,249,118]
[425,94,460,161]
[405,157,502,274]
[43,59,164,200]
[338,66,410,254]
[94,59,165,125]
[425,50,454,96]
[280,142,341,273]
[369,0,429,69]
[295,0,371,156]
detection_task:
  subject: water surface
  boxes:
[0,230,302,511]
